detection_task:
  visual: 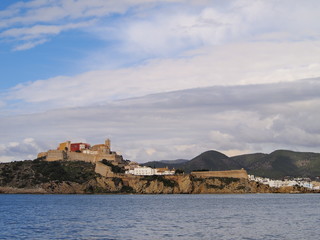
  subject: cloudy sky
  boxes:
[1,0,320,163]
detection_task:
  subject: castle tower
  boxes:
[58,141,71,151]
[105,139,111,152]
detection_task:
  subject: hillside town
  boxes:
[36,139,320,191]
[248,175,320,190]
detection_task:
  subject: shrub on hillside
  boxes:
[142,175,177,188]
[101,159,125,173]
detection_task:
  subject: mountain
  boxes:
[142,149,320,179]
[142,159,188,169]
[143,150,240,173]
[231,150,320,179]
[159,159,189,164]
[181,150,241,173]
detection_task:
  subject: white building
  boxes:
[249,174,315,189]
[125,166,175,176]
[154,167,175,175]
[268,180,284,188]
[126,166,156,176]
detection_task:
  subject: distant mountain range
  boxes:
[142,150,320,179]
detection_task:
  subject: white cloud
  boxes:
[0,138,46,161]
[0,0,187,50]
[120,6,244,55]
[1,0,320,162]
[3,40,320,114]
[1,79,320,162]
[95,0,320,59]
[0,156,15,163]
[13,39,48,51]
[2,21,96,50]
[2,0,320,52]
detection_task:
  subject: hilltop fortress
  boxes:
[3,142,318,194]
[38,139,124,164]
[37,139,250,181]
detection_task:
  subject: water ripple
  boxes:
[0,194,319,239]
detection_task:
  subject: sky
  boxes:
[0,0,320,163]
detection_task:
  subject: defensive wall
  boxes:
[95,161,115,177]
[38,150,122,163]
[191,169,248,179]
[37,139,123,164]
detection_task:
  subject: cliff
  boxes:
[0,159,316,194]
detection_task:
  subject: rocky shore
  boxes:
[0,160,318,194]
[0,174,316,194]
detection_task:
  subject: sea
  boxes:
[0,194,319,240]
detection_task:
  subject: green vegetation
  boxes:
[143,149,320,179]
[210,177,240,185]
[84,185,109,194]
[121,185,135,193]
[0,159,97,188]
[242,150,320,179]
[206,184,224,189]
[31,160,97,184]
[142,175,177,188]
[204,177,240,190]
[112,177,123,187]
[191,176,240,185]
[101,159,125,173]
[236,185,246,190]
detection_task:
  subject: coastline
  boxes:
[1,176,318,195]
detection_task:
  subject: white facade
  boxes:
[126,166,156,176]
[125,166,175,176]
[82,149,99,155]
[156,170,175,175]
[249,174,315,189]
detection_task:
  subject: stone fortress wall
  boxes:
[191,169,248,179]
[95,161,116,177]
[38,139,249,180]
[38,139,123,164]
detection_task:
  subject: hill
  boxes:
[142,159,188,169]
[0,157,318,194]
[143,150,241,173]
[0,159,98,189]
[0,158,275,194]
[143,149,320,179]
[231,150,320,179]
[181,150,241,173]
[142,151,240,172]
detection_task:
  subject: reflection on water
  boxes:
[0,194,319,240]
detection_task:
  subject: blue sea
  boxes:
[0,194,319,240]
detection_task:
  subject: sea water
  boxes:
[0,194,319,240]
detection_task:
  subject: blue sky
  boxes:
[1,0,320,162]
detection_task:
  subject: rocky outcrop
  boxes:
[1,160,318,194]
[14,175,313,194]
